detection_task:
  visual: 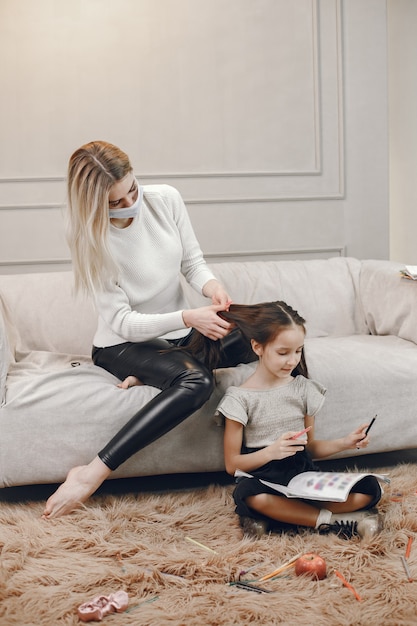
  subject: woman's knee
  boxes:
[174,366,214,408]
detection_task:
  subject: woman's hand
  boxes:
[202,279,232,307]
[182,304,233,340]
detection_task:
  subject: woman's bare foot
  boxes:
[41,456,111,519]
[117,375,142,389]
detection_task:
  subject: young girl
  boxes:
[215,301,383,539]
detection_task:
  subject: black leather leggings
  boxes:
[92,329,255,470]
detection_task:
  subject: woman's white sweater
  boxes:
[93,184,216,348]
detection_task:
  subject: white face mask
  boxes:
[109,185,143,219]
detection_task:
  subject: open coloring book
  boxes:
[235,470,390,503]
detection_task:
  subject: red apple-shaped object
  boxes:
[295,553,327,580]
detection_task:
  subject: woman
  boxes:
[42,140,254,519]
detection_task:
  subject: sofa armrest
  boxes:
[360,260,417,344]
[0,295,17,406]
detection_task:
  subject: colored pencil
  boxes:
[257,553,303,582]
[334,569,362,602]
[185,536,218,554]
[401,556,413,583]
[405,536,413,560]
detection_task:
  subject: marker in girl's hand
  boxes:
[358,415,377,441]
[356,415,377,449]
[363,415,377,437]
[290,426,311,440]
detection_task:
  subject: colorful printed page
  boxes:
[235,470,390,502]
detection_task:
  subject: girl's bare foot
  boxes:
[41,457,111,519]
[117,375,142,389]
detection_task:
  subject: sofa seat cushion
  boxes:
[1,362,159,487]
[3,333,416,486]
[0,356,256,488]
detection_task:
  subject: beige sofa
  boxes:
[1,257,417,489]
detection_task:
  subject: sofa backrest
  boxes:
[0,271,96,356]
[0,257,367,357]
[184,257,367,338]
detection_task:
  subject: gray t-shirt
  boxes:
[216,375,326,448]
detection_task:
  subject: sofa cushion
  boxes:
[184,257,368,338]
[0,272,96,355]
[3,332,417,487]
[0,295,18,407]
[0,302,9,406]
[1,360,256,487]
[305,334,417,456]
[0,257,366,358]
[360,260,417,345]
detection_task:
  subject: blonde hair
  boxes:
[66,140,132,295]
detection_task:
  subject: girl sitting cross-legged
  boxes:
[213,300,383,539]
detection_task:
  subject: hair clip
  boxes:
[77,590,129,622]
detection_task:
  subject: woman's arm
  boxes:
[95,283,188,342]
[223,417,307,476]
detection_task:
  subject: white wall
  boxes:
[388,0,417,264]
[0,0,390,273]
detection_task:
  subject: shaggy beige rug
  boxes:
[1,464,417,626]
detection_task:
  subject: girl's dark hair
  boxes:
[185,300,308,376]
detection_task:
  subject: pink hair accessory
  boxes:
[77,590,129,622]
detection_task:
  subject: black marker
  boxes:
[357,415,377,448]
[364,415,377,437]
[233,581,273,594]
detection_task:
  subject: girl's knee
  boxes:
[338,492,374,513]
[354,493,374,510]
[246,493,270,512]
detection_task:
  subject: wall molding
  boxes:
[0,203,65,211]
[0,258,71,267]
[0,187,345,213]
[0,246,345,270]
[205,247,345,262]
[0,169,324,183]
[0,177,66,183]
[185,194,345,204]
[0,1,345,200]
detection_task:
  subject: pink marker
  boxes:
[290,426,311,440]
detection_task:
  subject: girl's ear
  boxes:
[251,339,263,357]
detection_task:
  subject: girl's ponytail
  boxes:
[185,300,309,376]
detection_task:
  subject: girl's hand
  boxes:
[266,431,308,461]
[182,304,233,340]
[344,423,370,450]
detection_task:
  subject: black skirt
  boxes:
[233,448,381,524]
